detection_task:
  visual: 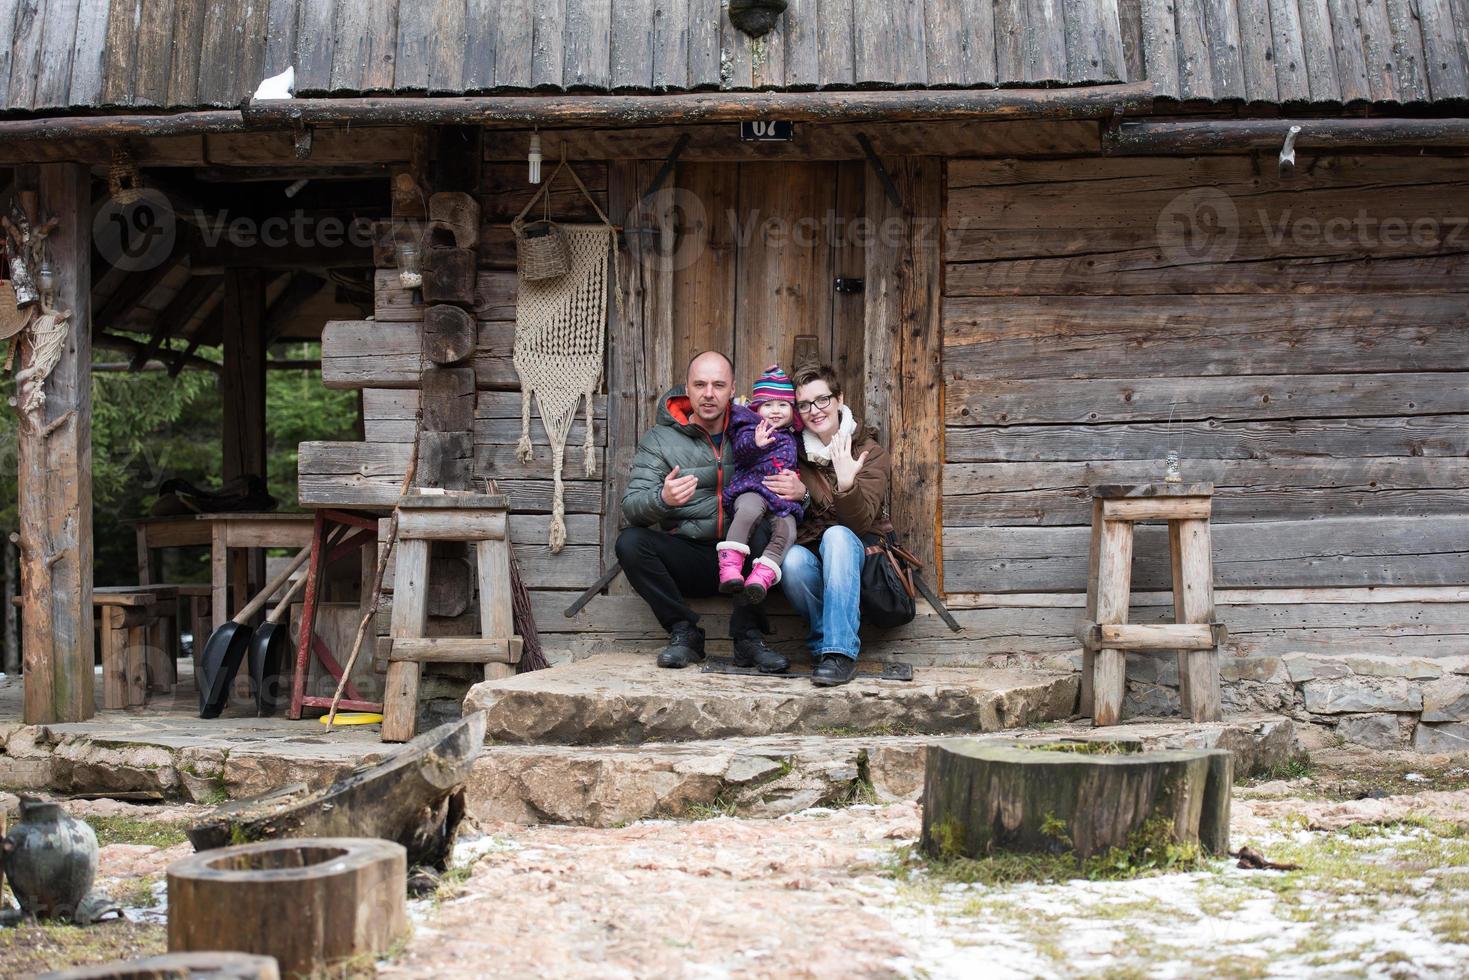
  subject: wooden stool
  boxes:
[380,494,522,742]
[1080,483,1225,727]
[93,587,179,709]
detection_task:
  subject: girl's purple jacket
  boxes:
[721,403,805,520]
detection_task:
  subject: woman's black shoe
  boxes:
[657,622,706,668]
[811,654,857,686]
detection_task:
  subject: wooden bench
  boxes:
[93,587,181,709]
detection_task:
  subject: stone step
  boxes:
[462,653,1081,745]
[465,716,1298,828]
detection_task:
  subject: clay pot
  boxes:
[1,797,99,920]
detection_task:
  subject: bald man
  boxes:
[616,351,801,671]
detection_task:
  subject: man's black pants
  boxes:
[615,526,770,637]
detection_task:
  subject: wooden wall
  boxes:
[941,154,1469,604]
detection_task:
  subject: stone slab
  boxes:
[464,715,1297,827]
[1414,721,1469,754]
[462,653,1081,745]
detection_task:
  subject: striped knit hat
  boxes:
[749,364,796,407]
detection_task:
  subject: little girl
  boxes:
[718,364,805,602]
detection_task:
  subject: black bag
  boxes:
[859,531,919,628]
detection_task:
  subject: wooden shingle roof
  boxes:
[1,0,1466,115]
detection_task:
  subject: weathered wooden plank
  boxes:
[603,160,642,584]
[1026,0,1067,81]
[563,0,612,89]
[816,0,856,87]
[1063,0,1118,83]
[99,0,138,105]
[33,0,80,108]
[943,459,1469,525]
[492,0,533,87]
[200,0,269,106]
[322,319,518,389]
[1326,0,1374,100]
[945,250,1469,296]
[650,0,690,89]
[362,388,608,428]
[375,269,517,321]
[7,0,49,109]
[480,160,607,220]
[947,372,1469,426]
[1268,0,1312,100]
[1385,0,1429,100]
[262,0,299,76]
[1200,0,1247,97]
[294,0,338,93]
[687,0,724,88]
[1171,0,1215,99]
[1297,0,1343,100]
[946,414,1469,462]
[165,0,206,107]
[943,516,1469,591]
[0,0,22,108]
[1419,0,1469,98]
[1235,0,1280,100]
[1355,0,1399,101]
[531,0,566,88]
[719,0,754,88]
[461,0,497,89]
[65,0,109,105]
[752,3,787,87]
[854,0,927,85]
[830,159,867,422]
[330,0,398,92]
[782,0,821,86]
[129,0,178,106]
[432,1,470,93]
[1139,0,1179,94]
[863,156,899,442]
[393,0,434,91]
[610,0,655,90]
[942,294,1469,379]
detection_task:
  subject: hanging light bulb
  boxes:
[528,131,543,184]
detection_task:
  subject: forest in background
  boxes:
[0,341,359,671]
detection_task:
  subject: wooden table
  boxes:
[132,513,317,633]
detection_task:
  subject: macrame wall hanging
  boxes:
[511,157,622,552]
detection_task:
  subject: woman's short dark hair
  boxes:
[793,363,843,399]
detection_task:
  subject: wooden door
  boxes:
[669,161,866,419]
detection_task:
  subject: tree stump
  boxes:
[167,838,406,978]
[38,951,280,979]
[920,740,1233,860]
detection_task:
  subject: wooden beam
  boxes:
[265,272,326,343]
[95,333,222,373]
[221,269,268,482]
[0,110,247,140]
[1105,117,1469,154]
[18,163,95,724]
[92,245,186,335]
[245,84,1156,128]
[128,272,222,371]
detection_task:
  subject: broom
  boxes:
[483,477,547,672]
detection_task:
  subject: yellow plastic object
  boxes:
[318,712,384,726]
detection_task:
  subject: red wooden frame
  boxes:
[288,509,382,719]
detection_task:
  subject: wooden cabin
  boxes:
[2,0,1467,749]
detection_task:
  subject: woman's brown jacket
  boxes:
[794,419,892,547]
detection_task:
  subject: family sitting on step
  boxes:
[615,352,891,687]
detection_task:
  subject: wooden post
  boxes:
[221,268,267,484]
[3,536,18,675]
[864,156,943,577]
[18,162,94,724]
[1174,518,1221,722]
[1092,519,1134,727]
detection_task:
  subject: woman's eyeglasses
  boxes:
[796,394,835,414]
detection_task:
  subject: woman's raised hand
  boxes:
[754,419,776,448]
[830,431,869,493]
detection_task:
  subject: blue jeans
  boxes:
[780,525,864,660]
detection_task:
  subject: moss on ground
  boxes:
[86,815,190,849]
[0,919,165,976]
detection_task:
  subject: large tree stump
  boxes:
[167,838,406,978]
[187,713,484,868]
[38,951,280,979]
[920,740,1233,859]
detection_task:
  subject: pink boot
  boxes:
[717,543,749,593]
[742,556,781,604]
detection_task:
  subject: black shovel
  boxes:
[197,545,315,719]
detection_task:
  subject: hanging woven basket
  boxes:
[513,218,571,281]
[0,280,31,340]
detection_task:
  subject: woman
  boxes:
[763,363,891,687]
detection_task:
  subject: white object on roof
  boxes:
[253,66,295,101]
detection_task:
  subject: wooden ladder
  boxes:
[380,494,522,742]
[1081,483,1225,727]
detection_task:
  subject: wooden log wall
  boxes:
[941,155,1469,613]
